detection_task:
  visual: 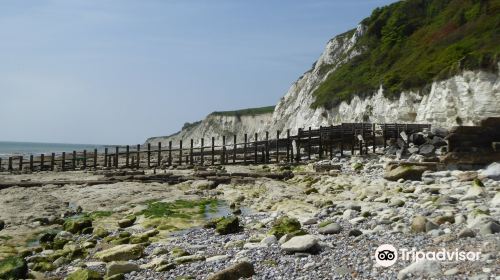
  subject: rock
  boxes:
[95,244,144,262]
[0,257,28,279]
[351,162,363,171]
[313,162,342,172]
[348,229,363,237]
[215,216,240,235]
[207,261,255,280]
[299,217,317,225]
[171,247,190,258]
[407,147,419,154]
[94,227,110,238]
[491,192,500,206]
[409,133,426,146]
[397,260,441,279]
[106,261,139,277]
[431,127,449,138]
[480,162,500,180]
[425,220,439,232]
[174,255,205,264]
[478,221,500,235]
[389,198,405,207]
[280,235,318,253]
[192,180,217,190]
[419,144,435,156]
[260,235,277,246]
[444,267,459,276]
[206,255,229,262]
[435,195,458,205]
[141,257,168,269]
[156,263,175,272]
[457,171,478,181]
[434,215,455,225]
[458,228,476,238]
[151,247,169,256]
[411,215,428,233]
[64,218,92,234]
[318,223,342,234]
[0,220,4,231]
[67,269,103,280]
[117,216,136,228]
[461,185,486,201]
[384,165,430,181]
[268,216,302,238]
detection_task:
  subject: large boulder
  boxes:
[66,269,103,280]
[318,223,342,235]
[64,218,92,234]
[268,216,302,238]
[384,164,431,181]
[0,257,28,279]
[207,261,255,280]
[95,244,144,262]
[106,261,139,277]
[215,216,240,235]
[280,235,319,253]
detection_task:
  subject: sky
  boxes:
[0,0,397,145]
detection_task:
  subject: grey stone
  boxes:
[318,223,342,235]
[281,235,318,253]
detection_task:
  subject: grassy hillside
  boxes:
[312,0,500,109]
[211,106,275,117]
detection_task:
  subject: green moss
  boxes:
[89,211,113,219]
[318,221,333,228]
[139,199,218,219]
[0,235,12,241]
[211,106,275,117]
[268,216,302,238]
[311,0,500,108]
[473,178,485,187]
[67,269,103,280]
[215,216,240,235]
[32,261,55,272]
[171,247,190,258]
[0,256,28,279]
[64,218,92,234]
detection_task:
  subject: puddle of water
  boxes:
[204,201,251,220]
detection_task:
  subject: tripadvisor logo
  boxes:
[374,244,481,267]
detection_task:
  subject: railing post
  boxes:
[211,137,215,165]
[329,125,334,159]
[276,130,280,163]
[254,133,258,164]
[29,155,33,171]
[40,154,45,171]
[383,124,387,149]
[136,144,140,168]
[319,126,323,159]
[296,128,302,162]
[360,125,364,155]
[8,157,12,172]
[222,136,226,164]
[72,151,77,169]
[51,153,55,171]
[61,152,66,171]
[126,145,130,167]
[372,123,376,153]
[243,134,247,164]
[351,127,355,156]
[93,149,97,169]
[83,150,87,169]
[190,139,194,165]
[147,143,151,168]
[18,156,23,171]
[201,138,205,165]
[115,147,119,168]
[158,142,162,167]
[168,141,172,166]
[265,131,269,163]
[286,129,290,163]
[104,148,108,167]
[308,127,312,160]
[179,140,183,166]
[233,135,237,164]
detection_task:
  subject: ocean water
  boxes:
[0,141,105,158]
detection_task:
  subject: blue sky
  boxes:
[0,0,396,144]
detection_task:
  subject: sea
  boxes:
[0,141,106,158]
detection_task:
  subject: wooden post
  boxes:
[319,126,323,159]
[0,158,2,171]
[114,147,119,168]
[136,144,140,168]
[360,125,364,155]
[8,157,12,172]
[61,152,66,171]
[308,127,312,160]
[18,156,23,171]
[126,145,130,167]
[351,127,355,156]
[157,142,162,167]
[190,139,194,165]
[29,155,33,171]
[286,129,290,163]
[395,123,399,141]
[296,128,302,162]
[222,136,226,164]
[372,123,376,153]
[72,151,76,169]
[383,124,387,149]
[276,130,280,163]
[147,143,151,168]
[104,148,108,167]
[40,154,45,171]
[211,137,215,165]
[200,138,205,165]
[93,149,97,169]
[243,134,247,164]
[131,156,135,167]
[179,140,183,166]
[254,133,258,164]
[233,135,237,164]
[329,125,334,159]
[83,150,87,169]
[51,153,55,171]
[265,131,269,163]
[168,141,172,166]
[340,124,344,157]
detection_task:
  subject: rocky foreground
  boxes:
[0,155,499,279]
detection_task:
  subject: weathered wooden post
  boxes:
[351,127,355,156]
[319,126,323,159]
[265,131,269,163]
[126,145,130,167]
[61,152,66,171]
[329,125,334,159]
[222,136,226,164]
[104,148,108,167]
[395,123,399,141]
[147,143,151,168]
[115,147,119,168]
[157,142,162,167]
[211,137,215,165]
[51,153,55,171]
[340,124,344,157]
[0,158,2,171]
[254,133,258,164]
[233,135,237,164]
[72,151,77,169]
[8,157,12,172]
[296,128,302,162]
[308,127,312,160]
[190,139,194,165]
[131,156,135,167]
[93,149,97,169]
[83,150,87,169]
[243,134,247,164]
[276,130,280,163]
[40,154,45,171]
[286,130,290,163]
[200,138,205,165]
[372,123,376,153]
[29,155,33,171]
[360,125,364,155]
[18,156,23,171]
[383,124,387,149]
[136,144,141,168]
[168,141,172,166]
[179,140,183,166]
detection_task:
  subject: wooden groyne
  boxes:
[0,123,431,172]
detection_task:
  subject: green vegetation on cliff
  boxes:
[312,0,500,109]
[211,106,275,117]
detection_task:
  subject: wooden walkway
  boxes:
[0,123,431,172]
